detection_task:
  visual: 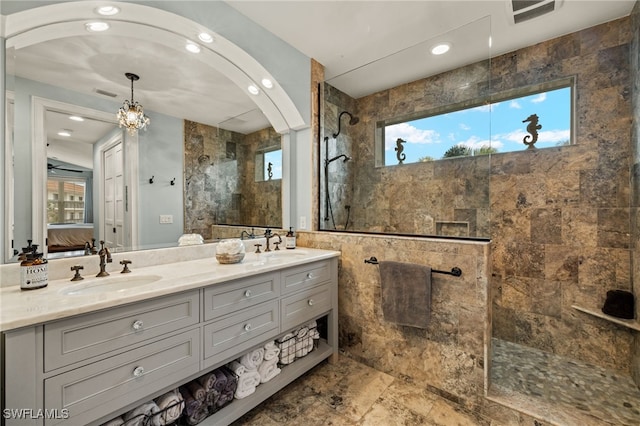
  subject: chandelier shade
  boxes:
[117,72,150,134]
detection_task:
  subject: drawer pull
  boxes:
[306,272,314,279]
[132,366,145,377]
[308,299,314,306]
[132,320,144,331]
[244,289,252,297]
[244,323,252,331]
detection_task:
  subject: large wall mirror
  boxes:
[320,16,493,238]
[2,1,304,264]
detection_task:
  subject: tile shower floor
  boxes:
[488,338,640,426]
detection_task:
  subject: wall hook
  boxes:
[149,176,154,184]
[170,178,176,186]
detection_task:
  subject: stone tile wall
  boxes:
[323,17,634,374]
[490,17,634,373]
[631,1,640,386]
[183,120,281,240]
[297,231,493,412]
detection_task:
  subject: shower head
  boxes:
[326,154,352,165]
[332,111,359,138]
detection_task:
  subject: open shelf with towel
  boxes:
[572,305,640,332]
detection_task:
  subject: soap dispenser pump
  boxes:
[285,227,296,249]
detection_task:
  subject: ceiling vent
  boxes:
[509,0,561,24]
[94,88,118,98]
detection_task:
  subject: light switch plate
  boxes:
[159,215,173,224]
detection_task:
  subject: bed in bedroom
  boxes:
[47,223,95,253]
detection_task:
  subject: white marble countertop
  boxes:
[0,248,339,332]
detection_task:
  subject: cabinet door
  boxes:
[44,290,199,371]
[203,272,279,321]
[203,300,279,369]
[281,260,331,294]
[281,283,332,330]
[44,328,200,425]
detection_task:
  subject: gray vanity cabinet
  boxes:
[1,256,339,426]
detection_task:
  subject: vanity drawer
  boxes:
[281,260,331,294]
[203,272,279,321]
[44,290,199,372]
[44,328,200,425]
[281,283,332,330]
[203,300,279,368]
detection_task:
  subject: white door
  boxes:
[103,142,125,249]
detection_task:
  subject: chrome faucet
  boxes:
[263,228,282,252]
[96,240,112,277]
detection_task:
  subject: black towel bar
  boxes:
[364,256,462,277]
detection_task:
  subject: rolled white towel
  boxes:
[278,333,295,358]
[263,341,280,361]
[279,354,296,365]
[123,401,161,426]
[153,390,184,425]
[258,358,281,383]
[306,320,317,329]
[309,328,320,339]
[296,326,309,339]
[234,370,261,399]
[239,347,264,370]
[228,360,246,376]
[100,417,124,426]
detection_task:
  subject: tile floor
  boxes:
[232,354,501,426]
[488,338,640,426]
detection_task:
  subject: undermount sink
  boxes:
[248,249,309,266]
[59,274,162,296]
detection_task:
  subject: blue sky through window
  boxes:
[384,86,571,164]
[264,149,282,180]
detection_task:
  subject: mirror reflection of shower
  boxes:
[324,110,359,230]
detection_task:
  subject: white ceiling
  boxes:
[228,0,636,97]
[7,0,636,169]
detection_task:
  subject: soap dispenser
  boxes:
[285,227,296,249]
[20,242,48,290]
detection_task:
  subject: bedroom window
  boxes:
[47,178,86,224]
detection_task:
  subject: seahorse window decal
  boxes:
[395,138,406,164]
[522,114,542,150]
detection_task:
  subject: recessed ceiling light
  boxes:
[261,78,274,89]
[185,42,201,53]
[85,22,110,32]
[198,32,214,43]
[69,115,84,122]
[95,5,120,16]
[431,42,451,55]
[57,130,72,137]
[248,85,260,95]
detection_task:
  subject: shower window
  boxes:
[255,147,282,181]
[376,77,574,166]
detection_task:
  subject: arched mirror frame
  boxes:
[2,0,307,262]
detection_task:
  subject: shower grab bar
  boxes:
[364,256,462,277]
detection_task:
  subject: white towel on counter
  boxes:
[258,358,281,383]
[239,347,264,370]
[234,370,261,399]
[153,389,184,425]
[99,417,124,426]
[263,341,280,361]
[228,360,246,376]
[123,401,161,426]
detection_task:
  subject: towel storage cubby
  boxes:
[2,253,338,426]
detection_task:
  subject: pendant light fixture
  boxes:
[117,72,150,134]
